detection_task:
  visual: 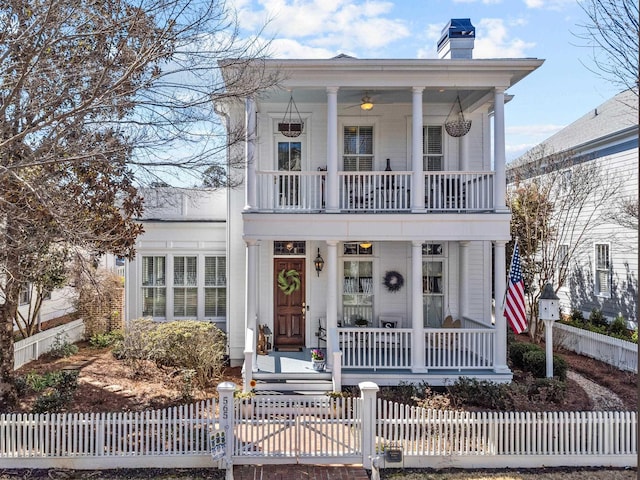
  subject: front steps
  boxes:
[252,370,333,394]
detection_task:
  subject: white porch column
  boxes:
[458,241,469,319]
[493,240,509,373]
[411,241,426,372]
[493,88,507,211]
[326,87,339,212]
[245,239,259,371]
[459,131,469,170]
[245,96,257,211]
[411,87,425,211]
[325,240,339,369]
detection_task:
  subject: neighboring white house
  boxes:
[126,19,544,389]
[507,89,638,328]
[125,188,228,333]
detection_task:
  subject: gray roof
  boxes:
[518,89,638,159]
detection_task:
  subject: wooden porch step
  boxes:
[253,371,332,381]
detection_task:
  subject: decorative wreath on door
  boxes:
[277,269,301,295]
[383,270,404,293]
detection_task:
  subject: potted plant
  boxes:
[354,316,369,327]
[234,379,256,417]
[311,349,326,371]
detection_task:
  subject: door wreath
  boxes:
[277,269,301,295]
[383,270,404,292]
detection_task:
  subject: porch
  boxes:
[247,324,507,390]
[255,170,494,213]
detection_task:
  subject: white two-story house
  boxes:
[126,20,543,391]
[214,19,543,390]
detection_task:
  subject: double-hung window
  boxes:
[423,125,443,171]
[343,126,373,171]
[142,256,166,317]
[595,244,610,296]
[205,256,227,317]
[174,256,197,317]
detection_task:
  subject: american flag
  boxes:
[504,241,527,334]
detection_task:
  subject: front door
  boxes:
[274,258,305,349]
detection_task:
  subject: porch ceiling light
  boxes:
[359,241,372,249]
[360,95,374,111]
[314,248,325,277]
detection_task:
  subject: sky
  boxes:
[230,0,624,162]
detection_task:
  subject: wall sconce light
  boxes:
[314,248,325,276]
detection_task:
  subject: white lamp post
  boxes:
[538,283,560,378]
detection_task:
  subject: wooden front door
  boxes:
[274,258,305,349]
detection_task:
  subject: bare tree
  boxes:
[0,0,278,410]
[575,0,639,101]
[507,146,621,341]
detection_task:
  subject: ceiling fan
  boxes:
[343,91,376,111]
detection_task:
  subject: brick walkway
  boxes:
[233,465,370,479]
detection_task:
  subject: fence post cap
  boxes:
[217,381,237,393]
[358,381,379,392]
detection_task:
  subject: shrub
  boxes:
[89,330,123,348]
[632,328,638,343]
[522,350,567,380]
[117,318,227,387]
[568,308,585,325]
[508,342,542,369]
[588,308,608,329]
[608,315,630,339]
[447,377,513,410]
[49,333,78,358]
[527,378,567,404]
[26,370,79,413]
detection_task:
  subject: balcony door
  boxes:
[274,257,306,350]
[277,140,302,208]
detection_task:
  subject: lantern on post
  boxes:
[538,283,560,378]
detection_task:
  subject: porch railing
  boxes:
[337,327,495,370]
[255,171,494,212]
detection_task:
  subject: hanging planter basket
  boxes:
[278,94,304,137]
[444,95,472,137]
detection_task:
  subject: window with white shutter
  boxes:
[174,256,197,317]
[205,256,227,318]
[343,126,373,171]
[595,244,610,297]
[142,256,166,317]
[423,125,443,171]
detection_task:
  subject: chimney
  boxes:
[437,18,475,59]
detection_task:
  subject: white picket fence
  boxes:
[376,401,637,469]
[554,323,638,373]
[14,319,85,370]
[0,400,218,469]
[2,381,636,472]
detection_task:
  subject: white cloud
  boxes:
[524,0,575,10]
[230,0,409,56]
[473,18,536,58]
[453,0,502,3]
[269,38,339,59]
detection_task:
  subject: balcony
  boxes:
[255,171,494,213]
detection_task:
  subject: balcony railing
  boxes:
[337,327,495,370]
[255,171,494,212]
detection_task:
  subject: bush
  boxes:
[89,330,123,348]
[49,333,78,358]
[22,370,79,413]
[508,342,542,369]
[527,377,567,404]
[522,349,567,380]
[447,377,513,410]
[117,318,227,388]
[569,308,585,325]
[588,308,608,329]
[608,315,630,339]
